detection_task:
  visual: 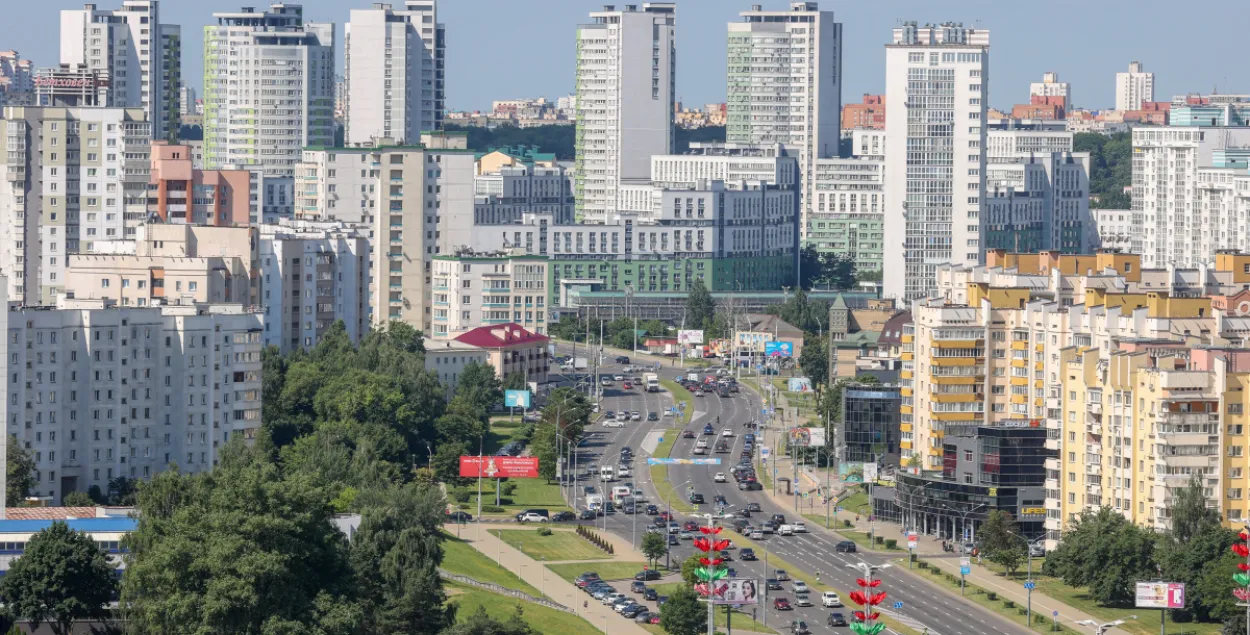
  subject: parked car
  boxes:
[552,511,577,522]
[579,509,597,521]
[446,511,473,522]
[634,611,653,623]
[630,581,647,594]
[644,588,659,601]
[635,569,662,581]
[517,512,549,523]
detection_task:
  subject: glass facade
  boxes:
[840,385,901,464]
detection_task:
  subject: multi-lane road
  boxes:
[548,345,1031,635]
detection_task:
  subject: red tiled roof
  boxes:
[5,507,98,520]
[454,323,550,349]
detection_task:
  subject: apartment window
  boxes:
[1229,404,1243,415]
[1232,446,1245,458]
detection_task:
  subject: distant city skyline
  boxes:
[5,0,1246,112]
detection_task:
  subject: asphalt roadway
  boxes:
[545,346,1031,635]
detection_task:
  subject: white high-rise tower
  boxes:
[345,1,445,145]
[203,4,335,177]
[883,22,989,300]
[59,1,181,140]
[574,3,676,222]
[1115,61,1154,111]
[728,2,842,240]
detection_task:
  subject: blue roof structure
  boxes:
[0,517,136,534]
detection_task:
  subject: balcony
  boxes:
[1087,402,1102,415]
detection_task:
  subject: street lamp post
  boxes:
[1076,616,1137,635]
[998,528,1038,626]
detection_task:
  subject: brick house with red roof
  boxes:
[453,323,550,385]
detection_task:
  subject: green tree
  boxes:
[641,532,667,569]
[121,441,364,635]
[540,388,592,442]
[0,521,116,635]
[1043,507,1157,606]
[456,362,504,415]
[798,335,828,387]
[351,485,453,635]
[432,440,472,488]
[61,491,95,507]
[528,423,559,483]
[503,371,529,391]
[1157,476,1234,622]
[106,476,138,506]
[659,586,705,635]
[686,279,715,334]
[1075,132,1132,209]
[680,555,700,586]
[978,510,1022,556]
[6,437,36,507]
[442,605,535,635]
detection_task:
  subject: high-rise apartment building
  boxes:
[0,106,152,305]
[345,1,445,146]
[179,86,197,117]
[0,51,34,107]
[149,141,252,226]
[202,4,335,177]
[807,158,885,275]
[258,220,371,352]
[1116,61,1154,111]
[59,1,181,140]
[883,22,989,300]
[982,127,1094,255]
[902,250,1250,548]
[1133,126,1250,268]
[430,250,549,339]
[728,2,842,239]
[574,3,676,222]
[2,287,263,503]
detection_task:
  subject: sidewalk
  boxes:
[462,522,653,635]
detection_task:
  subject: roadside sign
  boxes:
[960,567,971,576]
[1024,582,1036,590]
[893,602,903,610]
[960,558,971,567]
[1053,611,1059,618]
[906,532,918,551]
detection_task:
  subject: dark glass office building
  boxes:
[840,384,900,464]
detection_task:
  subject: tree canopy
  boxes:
[6,436,35,507]
[0,521,116,635]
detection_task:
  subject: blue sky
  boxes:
[10,1,1245,111]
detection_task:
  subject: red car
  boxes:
[773,598,792,610]
[623,383,633,389]
[683,520,699,531]
[682,430,696,439]
[659,511,672,522]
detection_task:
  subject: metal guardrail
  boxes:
[438,569,574,614]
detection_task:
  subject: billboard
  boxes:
[459,456,540,478]
[788,427,827,448]
[787,377,813,393]
[504,389,532,409]
[709,579,760,606]
[1135,582,1185,609]
[764,341,793,357]
[677,330,704,345]
[838,462,865,483]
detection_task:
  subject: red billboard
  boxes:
[459,456,540,478]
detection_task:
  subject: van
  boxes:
[600,465,616,482]
[612,486,631,501]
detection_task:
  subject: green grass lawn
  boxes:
[1033,578,1221,635]
[546,561,659,582]
[660,379,693,425]
[490,529,612,562]
[453,478,572,515]
[651,583,776,634]
[483,418,532,454]
[447,584,598,635]
[648,428,694,514]
[440,531,543,596]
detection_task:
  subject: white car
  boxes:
[821,592,842,608]
[617,467,632,478]
[792,581,809,594]
[519,513,549,523]
[631,411,642,421]
[721,428,733,437]
[792,521,807,533]
[614,375,625,381]
[777,524,794,536]
[603,420,625,428]
[714,472,727,483]
[695,439,709,449]
[749,529,764,539]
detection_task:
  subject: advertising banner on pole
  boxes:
[787,377,814,393]
[863,462,879,482]
[709,579,760,605]
[1134,582,1185,609]
[504,389,532,409]
[458,456,540,478]
[764,341,793,357]
[788,427,827,448]
[677,330,705,345]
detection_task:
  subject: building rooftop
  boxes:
[454,323,550,349]
[4,507,99,520]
